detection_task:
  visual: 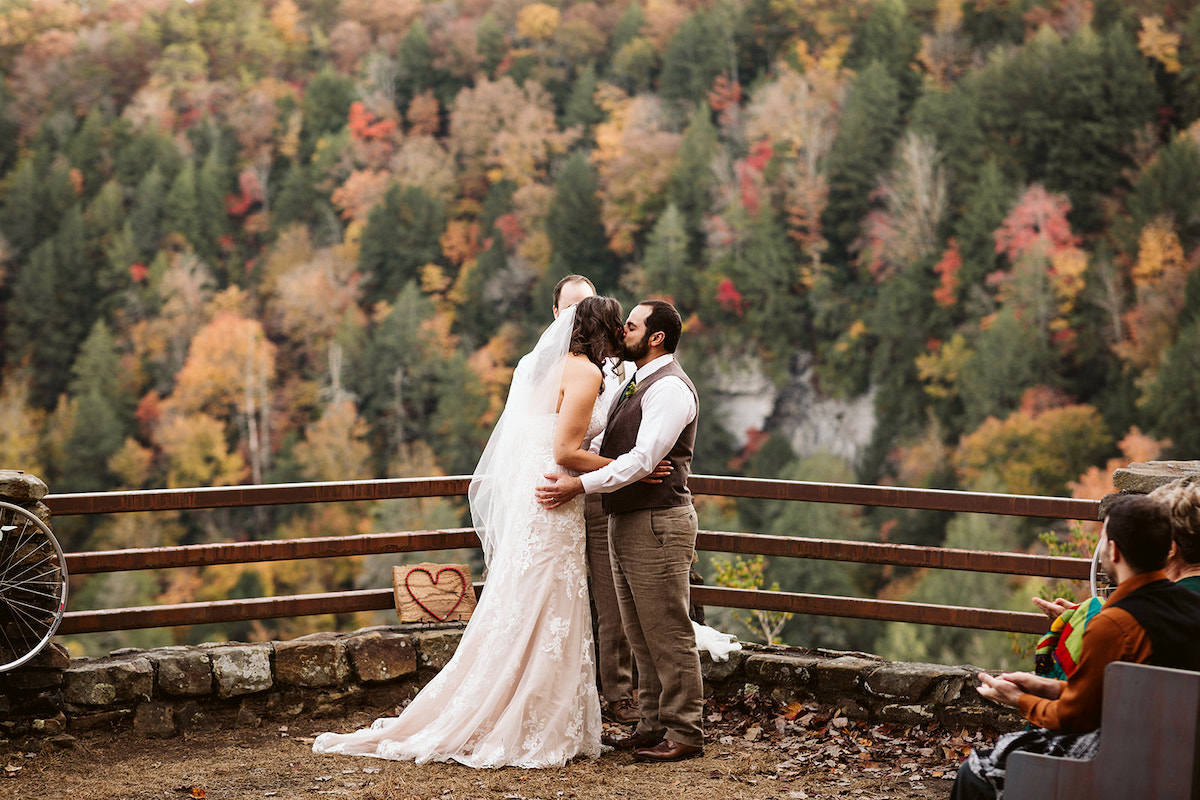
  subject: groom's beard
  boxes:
[620,331,651,362]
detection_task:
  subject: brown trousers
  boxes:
[608,504,704,747]
[584,494,634,704]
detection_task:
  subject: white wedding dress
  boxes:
[314,308,604,768]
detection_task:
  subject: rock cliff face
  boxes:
[710,352,875,466]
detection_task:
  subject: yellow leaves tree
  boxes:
[0,372,46,476]
[156,412,247,488]
[591,88,682,255]
[1138,15,1181,74]
[915,333,971,400]
[711,555,793,644]
[1113,217,1193,380]
[292,400,373,482]
[448,76,579,192]
[954,388,1110,496]
[516,3,561,44]
[269,0,307,46]
[168,309,275,483]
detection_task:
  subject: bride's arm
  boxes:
[553,355,613,473]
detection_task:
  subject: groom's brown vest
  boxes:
[599,359,697,515]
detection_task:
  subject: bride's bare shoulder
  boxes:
[562,354,602,386]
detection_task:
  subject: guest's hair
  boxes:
[1103,493,1174,573]
[639,299,682,353]
[1149,477,1200,565]
[571,296,623,381]
[553,275,596,310]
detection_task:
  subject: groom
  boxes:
[552,274,639,724]
[536,299,703,762]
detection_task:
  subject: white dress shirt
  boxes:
[580,354,698,495]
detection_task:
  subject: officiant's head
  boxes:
[553,274,596,318]
[621,300,682,365]
[571,295,623,372]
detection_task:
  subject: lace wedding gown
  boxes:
[312,399,606,768]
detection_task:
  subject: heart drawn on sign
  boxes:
[404,566,468,621]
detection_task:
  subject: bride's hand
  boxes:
[638,459,673,484]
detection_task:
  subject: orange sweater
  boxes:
[1017,571,1164,733]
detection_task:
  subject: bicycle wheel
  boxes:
[1089,535,1116,600]
[0,500,68,672]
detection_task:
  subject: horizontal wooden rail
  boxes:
[691,586,1049,635]
[691,477,1099,521]
[65,529,1092,581]
[58,583,1047,636]
[65,529,481,574]
[45,476,1100,521]
[702,532,1092,580]
[45,477,472,516]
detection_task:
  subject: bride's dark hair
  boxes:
[570,295,623,385]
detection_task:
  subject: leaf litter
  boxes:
[0,690,992,799]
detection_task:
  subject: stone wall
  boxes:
[0,625,1023,743]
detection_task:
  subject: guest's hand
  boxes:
[1032,596,1076,621]
[638,459,673,484]
[998,671,1062,700]
[975,672,1024,709]
[536,473,585,509]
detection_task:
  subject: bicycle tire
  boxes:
[0,500,68,672]
[1090,535,1115,600]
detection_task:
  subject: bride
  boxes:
[313,296,625,768]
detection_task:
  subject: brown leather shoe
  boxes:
[632,739,703,762]
[600,730,663,751]
[606,698,640,724]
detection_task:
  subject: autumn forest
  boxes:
[1,0,1199,665]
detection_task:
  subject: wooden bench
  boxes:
[1006,661,1200,799]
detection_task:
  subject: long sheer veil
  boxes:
[469,304,576,567]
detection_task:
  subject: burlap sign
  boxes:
[393,563,477,624]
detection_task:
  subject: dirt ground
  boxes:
[0,699,982,800]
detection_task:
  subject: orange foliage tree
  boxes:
[955,387,1110,496]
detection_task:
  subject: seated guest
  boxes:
[1150,477,1200,592]
[1032,478,1200,680]
[951,493,1200,800]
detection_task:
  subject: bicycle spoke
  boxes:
[0,555,62,589]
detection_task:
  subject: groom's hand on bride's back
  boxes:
[536,473,585,508]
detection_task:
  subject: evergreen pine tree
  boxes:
[299,65,356,162]
[164,159,201,250]
[642,203,695,311]
[843,0,922,108]
[397,18,435,110]
[658,11,730,107]
[668,104,719,255]
[129,166,167,259]
[543,150,618,294]
[357,184,446,306]
[272,162,316,231]
[820,62,903,264]
[562,64,603,138]
[476,13,507,77]
[196,149,230,268]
